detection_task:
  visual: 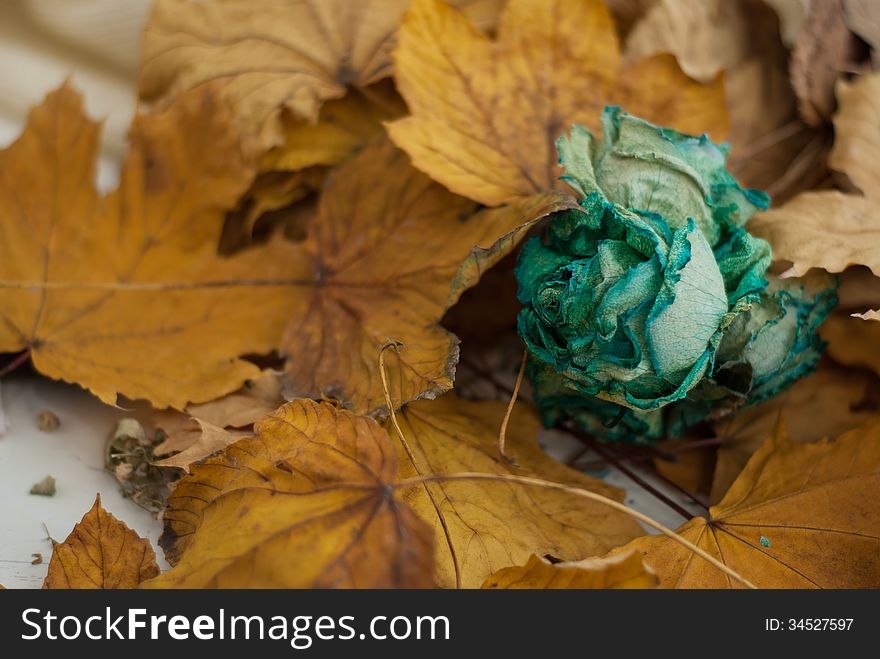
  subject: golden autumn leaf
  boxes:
[387,0,728,207]
[822,314,880,376]
[390,395,643,588]
[279,137,575,415]
[0,84,313,409]
[750,73,880,277]
[481,551,658,589]
[261,81,407,173]
[146,399,435,588]
[43,495,159,589]
[614,418,880,588]
[711,367,878,503]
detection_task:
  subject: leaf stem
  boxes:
[497,351,527,462]
[379,342,462,590]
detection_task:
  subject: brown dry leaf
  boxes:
[44,495,159,589]
[614,418,880,588]
[0,84,317,409]
[261,81,407,173]
[153,370,284,468]
[764,0,811,46]
[625,0,821,200]
[140,0,412,151]
[750,73,880,277]
[711,367,878,502]
[153,419,250,472]
[391,394,643,588]
[791,0,865,127]
[481,551,658,589]
[146,399,435,588]
[280,136,575,415]
[625,0,748,83]
[845,0,880,64]
[822,314,880,376]
[387,0,728,207]
[184,370,284,429]
[140,0,505,153]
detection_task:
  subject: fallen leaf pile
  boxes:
[1,0,879,590]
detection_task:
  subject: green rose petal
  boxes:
[518,108,836,441]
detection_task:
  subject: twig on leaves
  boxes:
[497,351,527,463]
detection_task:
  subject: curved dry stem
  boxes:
[498,350,527,463]
[379,342,462,589]
[393,472,758,590]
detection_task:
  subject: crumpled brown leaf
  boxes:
[0,84,310,409]
[146,399,435,588]
[44,495,159,589]
[790,0,865,127]
[391,394,643,588]
[750,73,880,278]
[140,0,506,154]
[153,419,250,472]
[625,0,824,201]
[481,551,658,589]
[388,0,727,207]
[140,0,412,152]
[612,418,880,588]
[844,0,880,65]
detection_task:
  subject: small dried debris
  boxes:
[36,410,60,432]
[30,475,56,496]
[106,418,179,513]
[30,553,43,565]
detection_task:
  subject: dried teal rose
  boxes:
[516,108,837,442]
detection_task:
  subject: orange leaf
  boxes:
[43,495,159,589]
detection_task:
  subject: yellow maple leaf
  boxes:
[613,418,880,588]
[44,495,159,589]
[146,399,435,588]
[391,394,643,588]
[482,551,658,589]
[387,0,728,207]
[0,84,307,409]
[279,137,575,415]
